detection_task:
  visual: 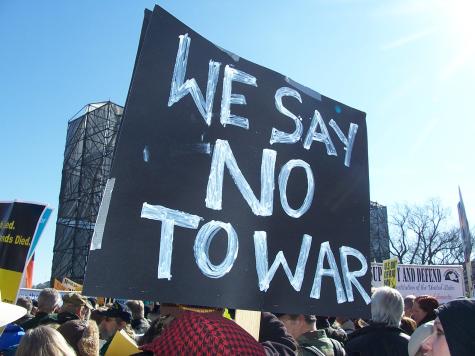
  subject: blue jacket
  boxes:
[0,323,25,352]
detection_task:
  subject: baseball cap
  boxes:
[99,302,131,323]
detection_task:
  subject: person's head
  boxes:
[90,307,107,325]
[412,295,439,325]
[404,295,416,317]
[126,300,145,319]
[277,314,316,340]
[371,286,403,327]
[141,311,265,355]
[16,297,33,314]
[99,316,126,340]
[58,319,100,356]
[60,293,93,320]
[16,325,76,356]
[422,299,475,356]
[37,288,62,313]
[315,316,330,329]
[98,303,131,340]
[400,316,417,335]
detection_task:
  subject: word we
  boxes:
[169,33,358,168]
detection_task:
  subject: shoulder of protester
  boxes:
[298,329,329,345]
[56,311,80,324]
[19,312,59,330]
[298,330,335,356]
[347,323,409,340]
[258,312,298,356]
[323,326,347,343]
[345,323,410,356]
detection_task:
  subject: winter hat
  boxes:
[436,299,475,356]
[141,311,266,355]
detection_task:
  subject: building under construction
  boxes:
[51,101,123,284]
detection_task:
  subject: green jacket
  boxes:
[298,330,335,356]
[20,312,58,331]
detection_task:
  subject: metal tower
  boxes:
[51,101,123,283]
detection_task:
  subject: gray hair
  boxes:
[371,286,404,327]
[38,288,62,313]
[404,294,416,309]
[16,325,76,356]
[17,297,33,313]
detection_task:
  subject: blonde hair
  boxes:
[16,325,76,356]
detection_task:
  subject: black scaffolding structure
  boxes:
[369,201,390,262]
[51,101,123,284]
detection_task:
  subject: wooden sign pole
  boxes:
[235,309,261,341]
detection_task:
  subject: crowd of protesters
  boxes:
[1,286,474,355]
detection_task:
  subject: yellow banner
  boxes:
[62,277,82,291]
[382,257,398,289]
[53,279,68,291]
[0,269,23,303]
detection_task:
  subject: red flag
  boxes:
[24,254,34,289]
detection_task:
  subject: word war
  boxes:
[141,202,370,304]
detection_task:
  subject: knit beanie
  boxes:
[436,299,475,356]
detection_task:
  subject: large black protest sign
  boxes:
[83,5,371,317]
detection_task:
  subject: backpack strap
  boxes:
[301,345,326,356]
[329,338,346,356]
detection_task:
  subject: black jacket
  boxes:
[259,312,298,356]
[345,323,409,356]
[19,312,58,331]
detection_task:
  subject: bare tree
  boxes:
[389,199,472,265]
